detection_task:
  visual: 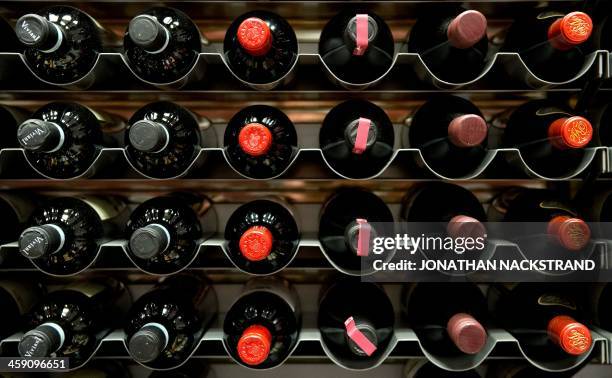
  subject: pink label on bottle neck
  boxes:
[353,117,372,155]
[344,316,377,356]
[353,14,369,56]
[356,218,371,257]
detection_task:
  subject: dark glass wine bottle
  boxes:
[125,101,210,178]
[403,283,488,356]
[126,193,216,274]
[223,279,300,368]
[488,187,591,252]
[18,277,128,367]
[223,11,298,87]
[15,6,114,84]
[17,102,123,179]
[320,100,395,179]
[124,7,202,85]
[402,182,487,241]
[318,188,394,274]
[503,10,593,82]
[408,7,488,82]
[224,199,299,275]
[497,99,593,178]
[224,105,297,179]
[318,280,394,369]
[0,280,43,340]
[319,10,394,85]
[18,196,127,275]
[489,283,593,358]
[405,95,488,178]
[125,274,217,369]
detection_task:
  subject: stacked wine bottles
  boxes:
[1,1,612,378]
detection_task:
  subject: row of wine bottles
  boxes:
[8,5,598,87]
[2,183,610,276]
[2,275,611,371]
[0,359,575,378]
[1,96,601,179]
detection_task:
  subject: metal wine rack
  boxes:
[1,0,612,377]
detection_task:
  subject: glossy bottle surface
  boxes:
[407,95,489,178]
[319,10,394,84]
[504,10,593,82]
[19,278,126,367]
[223,286,299,368]
[320,100,394,179]
[501,100,593,178]
[224,199,299,275]
[15,6,105,84]
[408,7,489,82]
[17,102,106,179]
[125,101,202,178]
[124,7,202,84]
[125,274,216,369]
[318,280,394,369]
[224,11,298,86]
[18,197,124,275]
[318,188,394,273]
[224,105,297,179]
[126,194,214,274]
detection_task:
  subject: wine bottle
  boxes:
[503,10,593,82]
[0,105,29,149]
[224,199,299,275]
[318,188,394,274]
[402,182,487,242]
[18,277,128,367]
[488,187,591,252]
[404,361,482,378]
[125,101,213,178]
[126,193,216,274]
[408,7,488,82]
[223,278,300,368]
[319,10,394,85]
[18,196,127,275]
[489,283,593,357]
[126,274,217,368]
[14,6,115,84]
[318,280,394,369]
[403,283,488,356]
[320,100,395,179]
[496,99,593,178]
[405,95,489,178]
[224,105,297,179]
[0,280,43,339]
[124,7,202,85]
[16,102,124,179]
[223,11,298,88]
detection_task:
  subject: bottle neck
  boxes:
[128,120,170,153]
[344,14,378,56]
[344,118,377,154]
[128,15,170,54]
[18,224,66,259]
[18,322,65,357]
[129,223,172,259]
[15,14,65,53]
[17,119,65,153]
[128,322,170,363]
[547,12,593,51]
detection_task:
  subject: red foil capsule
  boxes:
[237,17,273,57]
[547,315,592,355]
[239,225,274,261]
[237,324,273,365]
